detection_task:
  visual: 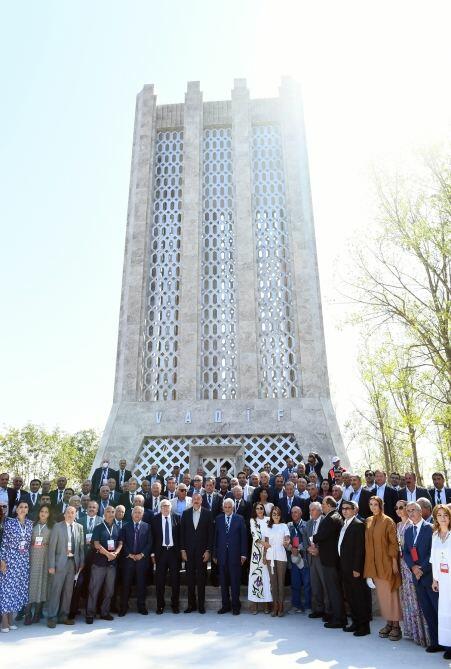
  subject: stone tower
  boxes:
[94,78,347,480]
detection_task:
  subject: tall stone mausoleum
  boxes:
[94,78,347,479]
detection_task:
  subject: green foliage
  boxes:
[0,424,99,488]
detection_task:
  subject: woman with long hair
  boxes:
[258,488,274,517]
[264,506,290,617]
[247,502,272,614]
[364,496,402,641]
[395,499,430,645]
[24,503,53,625]
[0,501,33,632]
[431,504,451,660]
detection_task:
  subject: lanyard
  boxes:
[17,519,27,541]
[36,523,47,537]
[103,522,114,538]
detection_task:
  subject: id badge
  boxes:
[107,539,115,551]
[34,536,43,547]
[86,533,92,544]
[19,540,26,552]
[440,562,449,574]
[410,546,419,562]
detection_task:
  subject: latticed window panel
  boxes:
[251,125,301,399]
[132,433,300,480]
[200,128,238,400]
[142,131,183,401]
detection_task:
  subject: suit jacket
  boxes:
[403,521,434,586]
[201,492,223,519]
[170,496,193,515]
[305,454,324,482]
[118,491,141,520]
[26,492,42,520]
[312,509,343,568]
[91,467,117,495]
[349,488,372,519]
[180,507,214,555]
[339,517,366,575]
[144,494,167,513]
[114,468,132,489]
[397,486,430,503]
[151,513,181,558]
[7,488,32,516]
[145,474,165,488]
[428,487,451,506]
[48,520,84,571]
[302,517,323,566]
[105,491,121,507]
[213,513,247,566]
[230,498,251,525]
[120,520,152,557]
[49,489,66,508]
[279,495,304,523]
[371,485,398,520]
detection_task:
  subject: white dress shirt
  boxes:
[406,488,417,502]
[342,485,353,501]
[375,484,386,498]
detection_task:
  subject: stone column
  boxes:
[279,77,330,397]
[177,81,203,400]
[232,78,259,399]
[113,84,157,402]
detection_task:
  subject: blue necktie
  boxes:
[133,523,139,552]
[164,517,170,546]
[226,515,231,534]
[413,526,417,542]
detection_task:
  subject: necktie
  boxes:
[313,520,317,534]
[131,493,135,504]
[164,517,170,546]
[154,497,158,511]
[413,525,417,543]
[226,515,231,534]
[89,518,94,532]
[437,491,442,504]
[208,494,212,509]
[70,524,75,554]
[288,497,292,511]
[32,493,36,505]
[133,523,139,552]
[58,491,63,503]
[110,493,113,501]
[120,471,124,484]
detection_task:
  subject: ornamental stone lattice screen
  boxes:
[94,78,348,478]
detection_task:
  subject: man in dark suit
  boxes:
[213,498,247,615]
[349,474,372,519]
[251,471,274,504]
[115,459,132,491]
[118,477,139,521]
[215,465,230,491]
[202,477,223,519]
[145,464,165,488]
[428,472,451,507]
[281,456,297,482]
[403,502,441,652]
[7,476,32,517]
[49,476,67,509]
[397,472,430,504]
[229,486,251,526]
[96,485,112,518]
[280,481,304,523]
[106,478,121,506]
[313,496,347,628]
[91,459,117,496]
[151,499,181,614]
[27,479,42,520]
[180,492,214,613]
[144,481,167,515]
[372,470,398,520]
[339,500,371,636]
[271,475,286,502]
[119,506,152,616]
[305,452,324,482]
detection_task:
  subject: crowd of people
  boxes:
[0,454,450,661]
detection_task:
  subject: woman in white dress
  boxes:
[431,504,451,660]
[248,503,272,614]
[263,506,290,617]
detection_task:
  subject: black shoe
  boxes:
[156,608,164,615]
[443,650,451,660]
[118,611,127,617]
[172,607,180,614]
[354,626,371,637]
[344,624,358,632]
[324,622,344,629]
[232,609,240,616]
[198,607,206,614]
[218,607,231,614]
[322,614,332,622]
[138,608,148,616]
[85,617,94,624]
[308,611,324,619]
[426,645,444,653]
[184,607,196,613]
[101,614,114,621]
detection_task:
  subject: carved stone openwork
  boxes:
[251,124,301,399]
[142,130,183,401]
[200,127,238,400]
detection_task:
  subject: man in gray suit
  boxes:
[302,501,331,621]
[47,505,84,628]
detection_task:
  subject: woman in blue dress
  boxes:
[0,501,33,633]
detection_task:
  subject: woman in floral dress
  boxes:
[0,501,33,633]
[395,499,430,646]
[248,502,272,613]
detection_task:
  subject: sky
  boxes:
[1,1,450,457]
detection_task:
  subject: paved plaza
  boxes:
[1,612,446,669]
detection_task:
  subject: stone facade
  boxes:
[94,78,347,478]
